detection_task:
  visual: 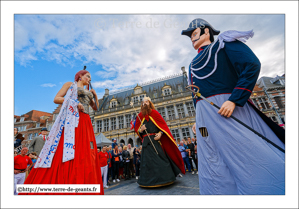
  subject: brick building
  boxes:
[14,110,52,145]
[250,74,285,125]
[89,67,196,147]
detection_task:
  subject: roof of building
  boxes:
[97,73,188,111]
[256,74,285,90]
[14,110,52,124]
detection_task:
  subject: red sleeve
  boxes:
[27,156,33,164]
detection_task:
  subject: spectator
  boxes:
[192,137,197,145]
[14,128,23,149]
[127,144,135,178]
[28,152,37,171]
[118,147,124,179]
[122,146,131,180]
[187,138,198,174]
[28,127,48,156]
[106,145,112,185]
[98,146,109,189]
[14,151,18,157]
[14,147,33,195]
[111,145,121,183]
[112,139,118,149]
[178,141,191,174]
[134,147,141,180]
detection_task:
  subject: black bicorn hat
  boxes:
[181,18,220,38]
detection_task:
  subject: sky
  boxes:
[14,14,285,116]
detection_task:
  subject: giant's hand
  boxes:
[218,101,236,118]
[78,103,84,112]
[140,124,147,132]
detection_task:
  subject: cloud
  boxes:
[15,14,285,93]
[41,83,56,87]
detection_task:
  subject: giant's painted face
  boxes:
[191,28,209,50]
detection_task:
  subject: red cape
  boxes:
[134,109,185,174]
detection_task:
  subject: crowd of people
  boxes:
[97,140,142,189]
[96,136,198,189]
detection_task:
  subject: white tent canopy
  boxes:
[95,133,112,147]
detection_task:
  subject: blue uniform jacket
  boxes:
[189,40,261,107]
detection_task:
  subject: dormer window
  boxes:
[162,83,172,96]
[134,84,143,95]
[20,117,25,122]
[110,96,118,108]
[139,95,145,101]
[111,101,117,108]
[36,122,40,128]
[14,118,17,123]
[133,96,139,103]
[164,88,171,96]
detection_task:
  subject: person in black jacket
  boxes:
[187,138,198,174]
[14,128,23,149]
[122,146,131,180]
[111,145,121,183]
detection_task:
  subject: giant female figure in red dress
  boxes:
[21,70,104,195]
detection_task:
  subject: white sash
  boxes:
[35,82,79,168]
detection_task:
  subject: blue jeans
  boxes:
[183,157,191,172]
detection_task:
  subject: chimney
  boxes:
[104,89,109,97]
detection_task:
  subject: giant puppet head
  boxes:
[181,18,220,50]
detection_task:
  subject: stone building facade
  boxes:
[89,68,196,147]
[250,74,285,125]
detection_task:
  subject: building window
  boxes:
[274,97,284,109]
[126,114,131,127]
[111,101,117,108]
[104,119,109,132]
[133,96,139,103]
[29,134,32,140]
[182,127,190,139]
[139,95,145,102]
[34,133,38,137]
[157,107,166,120]
[186,102,195,116]
[252,98,259,109]
[53,114,57,121]
[20,117,25,122]
[153,90,158,98]
[164,88,171,96]
[167,105,175,120]
[111,117,116,130]
[14,118,17,123]
[36,123,40,128]
[176,103,185,119]
[47,124,52,131]
[118,116,124,129]
[96,120,102,133]
[258,97,270,110]
[171,129,180,141]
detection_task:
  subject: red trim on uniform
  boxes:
[234,87,252,93]
[198,47,204,53]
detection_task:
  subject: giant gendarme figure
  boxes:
[181,18,285,195]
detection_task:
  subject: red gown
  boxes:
[20,112,104,195]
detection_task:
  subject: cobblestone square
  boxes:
[104,172,200,195]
